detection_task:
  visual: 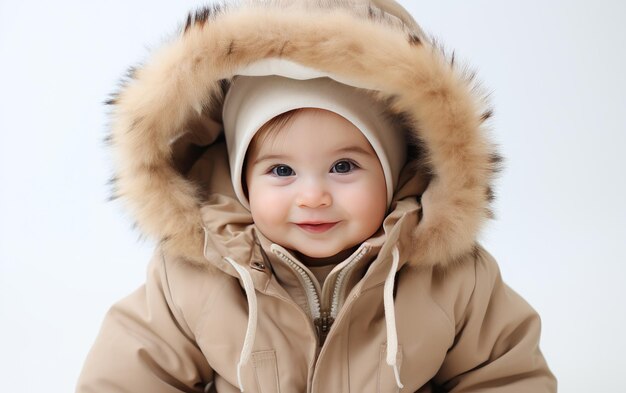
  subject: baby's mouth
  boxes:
[295,222,338,233]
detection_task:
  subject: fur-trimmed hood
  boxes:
[105,0,502,270]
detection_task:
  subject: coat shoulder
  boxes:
[154,248,234,336]
[399,243,500,330]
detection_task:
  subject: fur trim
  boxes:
[105,1,502,268]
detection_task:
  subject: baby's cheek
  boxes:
[346,187,386,224]
[250,189,289,227]
[352,180,385,207]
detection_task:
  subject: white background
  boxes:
[1,1,624,391]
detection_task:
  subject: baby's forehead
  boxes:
[247,108,374,157]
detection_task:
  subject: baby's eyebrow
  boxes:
[333,146,374,156]
[252,153,288,165]
[253,145,373,165]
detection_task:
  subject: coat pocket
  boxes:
[252,349,280,393]
[378,343,403,393]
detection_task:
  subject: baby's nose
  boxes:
[295,180,332,208]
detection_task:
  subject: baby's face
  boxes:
[245,108,386,262]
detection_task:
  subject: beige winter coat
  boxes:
[77,1,557,392]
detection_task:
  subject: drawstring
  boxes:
[224,257,258,392]
[383,246,404,389]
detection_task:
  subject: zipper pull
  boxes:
[314,310,335,346]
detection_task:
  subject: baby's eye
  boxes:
[331,160,357,174]
[270,165,295,177]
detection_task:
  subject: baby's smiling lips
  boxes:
[295,221,338,233]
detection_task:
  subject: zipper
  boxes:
[271,244,371,346]
[273,250,322,321]
[314,310,334,346]
[329,245,369,316]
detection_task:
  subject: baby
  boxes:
[219,75,409,388]
[77,2,556,392]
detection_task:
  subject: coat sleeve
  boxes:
[433,247,557,392]
[76,250,214,393]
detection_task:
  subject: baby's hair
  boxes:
[251,109,303,151]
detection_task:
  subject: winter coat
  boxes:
[77,1,557,392]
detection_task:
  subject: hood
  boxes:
[105,0,502,270]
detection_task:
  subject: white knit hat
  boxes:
[222,60,406,210]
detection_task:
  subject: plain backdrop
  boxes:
[1,1,624,391]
